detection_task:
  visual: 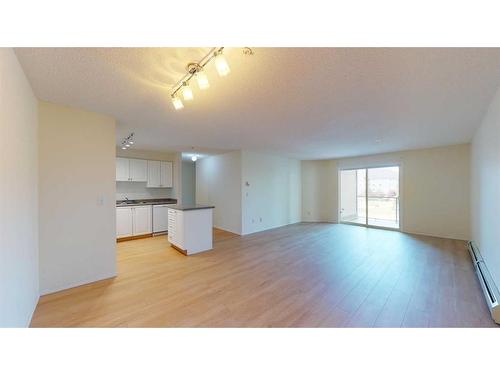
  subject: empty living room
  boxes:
[1,2,500,374]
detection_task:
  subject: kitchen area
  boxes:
[115,148,214,255]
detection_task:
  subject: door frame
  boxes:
[337,163,403,231]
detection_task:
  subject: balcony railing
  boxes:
[341,196,399,224]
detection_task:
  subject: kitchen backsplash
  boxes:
[116,181,175,201]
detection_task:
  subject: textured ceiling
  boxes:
[15,47,500,159]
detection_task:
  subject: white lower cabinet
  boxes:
[116,207,134,238]
[132,205,152,235]
[116,205,152,239]
[167,207,213,255]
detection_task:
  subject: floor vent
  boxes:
[468,241,500,324]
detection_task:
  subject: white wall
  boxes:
[241,151,301,235]
[181,160,196,206]
[471,86,500,287]
[39,101,116,295]
[196,151,242,234]
[115,148,178,201]
[0,49,39,327]
[302,144,470,240]
[301,160,337,222]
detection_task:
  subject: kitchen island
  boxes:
[167,205,215,255]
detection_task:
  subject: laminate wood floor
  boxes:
[30,223,497,327]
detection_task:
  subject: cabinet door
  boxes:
[147,160,161,187]
[116,207,133,238]
[133,205,152,235]
[116,158,130,181]
[129,159,148,182]
[160,161,173,188]
[153,205,169,232]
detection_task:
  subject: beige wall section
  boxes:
[301,160,338,222]
[115,148,179,201]
[0,49,39,327]
[471,86,500,287]
[196,151,242,234]
[241,151,301,235]
[302,144,470,240]
[39,101,116,295]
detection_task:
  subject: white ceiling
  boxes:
[15,47,500,160]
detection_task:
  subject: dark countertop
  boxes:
[168,204,215,211]
[116,198,177,207]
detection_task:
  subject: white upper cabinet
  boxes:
[116,158,148,182]
[147,160,173,188]
[116,157,130,181]
[129,159,148,182]
[160,161,173,188]
[147,160,161,187]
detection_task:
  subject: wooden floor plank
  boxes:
[30,223,498,328]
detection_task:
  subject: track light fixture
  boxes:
[120,132,135,150]
[170,47,254,110]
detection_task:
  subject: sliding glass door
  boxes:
[340,166,400,229]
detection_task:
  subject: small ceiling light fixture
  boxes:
[214,50,230,77]
[120,132,135,150]
[170,47,253,110]
[181,82,194,101]
[171,95,184,110]
[196,70,210,90]
[191,155,198,162]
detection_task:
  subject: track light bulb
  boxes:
[172,96,184,110]
[196,71,210,90]
[182,84,194,101]
[215,53,230,77]
[122,146,127,150]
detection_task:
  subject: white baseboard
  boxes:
[26,293,40,327]
[241,221,304,236]
[40,273,117,296]
[402,229,469,241]
[213,225,241,235]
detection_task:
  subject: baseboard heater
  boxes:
[467,241,500,324]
